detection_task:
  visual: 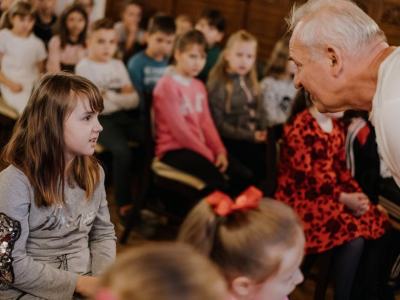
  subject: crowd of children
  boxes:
[0,0,398,299]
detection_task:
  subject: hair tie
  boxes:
[206,186,263,217]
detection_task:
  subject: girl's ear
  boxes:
[230,276,253,298]
[174,49,181,63]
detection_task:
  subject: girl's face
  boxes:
[122,4,142,29]
[175,44,206,78]
[225,40,257,76]
[66,11,86,38]
[11,14,34,37]
[251,233,305,300]
[64,96,103,164]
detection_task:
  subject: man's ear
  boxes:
[230,276,253,298]
[326,45,343,77]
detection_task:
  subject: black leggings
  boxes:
[161,149,253,196]
[333,237,364,300]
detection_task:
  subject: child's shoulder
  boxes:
[0,165,30,190]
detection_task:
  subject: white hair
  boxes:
[288,0,386,54]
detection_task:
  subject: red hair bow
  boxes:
[206,186,263,217]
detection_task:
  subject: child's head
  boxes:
[195,9,225,47]
[57,4,88,48]
[265,37,294,79]
[146,14,176,59]
[2,72,104,207]
[175,14,193,36]
[178,187,305,300]
[74,0,94,16]
[88,18,118,62]
[0,1,35,34]
[97,242,227,300]
[223,30,258,76]
[33,0,56,16]
[121,0,143,30]
[174,29,207,78]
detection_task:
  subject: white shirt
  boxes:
[370,47,400,186]
[75,57,139,115]
[0,29,46,114]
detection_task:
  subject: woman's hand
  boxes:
[339,192,370,216]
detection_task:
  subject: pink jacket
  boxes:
[153,70,226,163]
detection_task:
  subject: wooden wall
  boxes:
[106,0,400,61]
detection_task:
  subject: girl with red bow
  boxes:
[178,186,305,300]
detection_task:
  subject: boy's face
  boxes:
[33,0,56,15]
[195,18,223,47]
[122,4,142,29]
[175,44,206,77]
[88,29,118,62]
[176,19,192,36]
[146,31,175,59]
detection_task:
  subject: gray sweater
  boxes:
[0,165,116,300]
[208,74,267,142]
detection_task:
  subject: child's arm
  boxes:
[0,169,78,299]
[199,85,227,160]
[88,168,116,276]
[0,70,22,93]
[208,84,255,141]
[154,79,214,162]
[102,61,139,114]
[46,36,61,73]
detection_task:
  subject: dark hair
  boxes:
[90,18,114,32]
[56,4,88,49]
[0,1,35,30]
[147,14,176,35]
[175,29,206,52]
[200,9,226,33]
[2,72,104,207]
[287,89,312,124]
[178,198,303,282]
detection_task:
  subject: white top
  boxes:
[75,57,139,115]
[370,47,400,186]
[0,29,46,114]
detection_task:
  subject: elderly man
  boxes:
[288,0,400,187]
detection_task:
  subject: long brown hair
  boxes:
[100,242,227,300]
[0,1,35,30]
[178,198,303,283]
[207,30,259,113]
[56,4,88,49]
[2,72,104,207]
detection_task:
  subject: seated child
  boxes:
[47,4,88,73]
[208,30,268,186]
[175,14,193,36]
[0,1,46,115]
[178,186,305,300]
[96,242,227,300]
[114,0,145,63]
[195,9,225,82]
[75,18,140,217]
[127,14,176,111]
[0,72,116,299]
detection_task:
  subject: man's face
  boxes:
[289,27,349,112]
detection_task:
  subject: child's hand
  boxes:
[215,153,229,173]
[339,192,370,216]
[254,130,267,143]
[121,85,134,94]
[8,81,22,93]
[76,275,99,298]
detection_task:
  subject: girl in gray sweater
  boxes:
[0,73,116,299]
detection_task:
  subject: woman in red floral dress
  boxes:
[274,92,389,300]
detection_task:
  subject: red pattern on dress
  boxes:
[274,110,388,254]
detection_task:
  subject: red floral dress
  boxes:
[274,110,388,254]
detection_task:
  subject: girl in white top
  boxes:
[47,4,88,73]
[0,1,46,115]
